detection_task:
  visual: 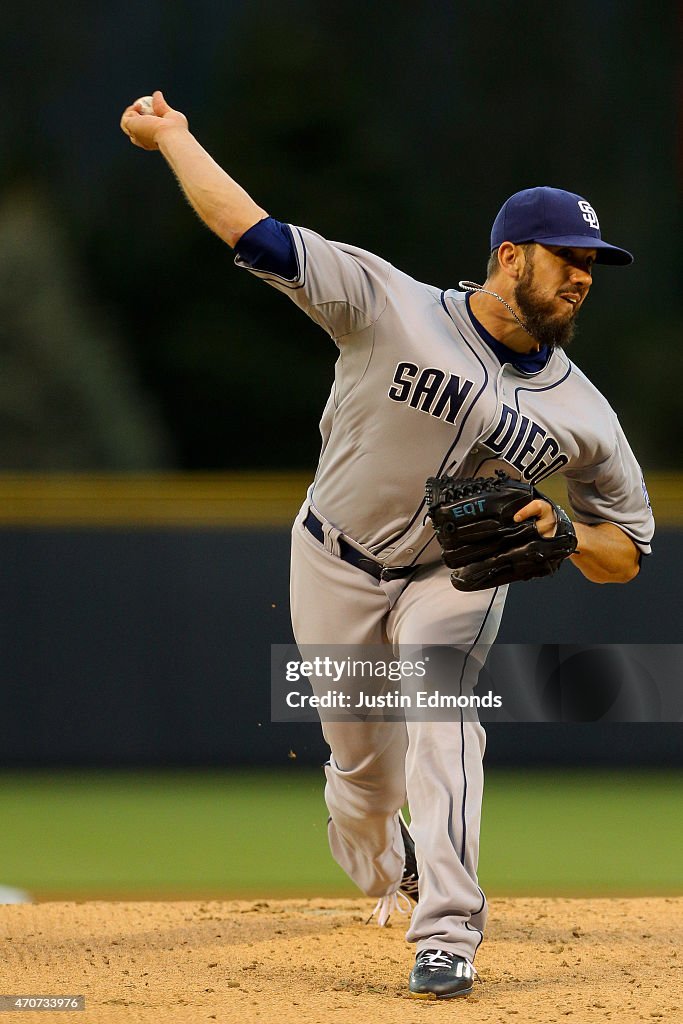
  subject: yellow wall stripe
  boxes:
[0,472,677,528]
[0,473,312,527]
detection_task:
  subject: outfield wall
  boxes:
[0,474,680,768]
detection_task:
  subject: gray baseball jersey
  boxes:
[235,223,654,961]
[236,225,654,565]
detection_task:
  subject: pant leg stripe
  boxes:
[458,588,500,865]
[465,885,487,953]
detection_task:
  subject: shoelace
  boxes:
[365,890,414,927]
[400,871,419,901]
[418,950,478,976]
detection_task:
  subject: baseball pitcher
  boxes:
[120,92,653,1001]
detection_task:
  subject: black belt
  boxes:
[303,509,415,582]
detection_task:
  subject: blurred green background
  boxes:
[1,769,680,899]
[1,1,680,472]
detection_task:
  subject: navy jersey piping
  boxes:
[437,292,490,478]
[295,226,307,290]
[513,361,573,410]
[371,292,489,560]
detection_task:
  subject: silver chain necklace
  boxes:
[458,280,534,337]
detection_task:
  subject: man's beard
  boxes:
[514,263,579,350]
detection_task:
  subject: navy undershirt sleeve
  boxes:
[234,216,298,280]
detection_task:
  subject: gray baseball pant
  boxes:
[290,503,506,960]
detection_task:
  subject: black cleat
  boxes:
[398,812,419,903]
[408,949,476,1000]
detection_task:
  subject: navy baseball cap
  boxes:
[490,187,633,265]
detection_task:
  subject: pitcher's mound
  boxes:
[2,897,681,1023]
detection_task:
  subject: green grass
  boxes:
[0,768,680,898]
[479,769,683,895]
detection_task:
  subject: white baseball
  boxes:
[135,95,155,115]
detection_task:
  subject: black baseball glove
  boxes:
[425,470,577,592]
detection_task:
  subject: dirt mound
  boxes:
[1,897,680,1023]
